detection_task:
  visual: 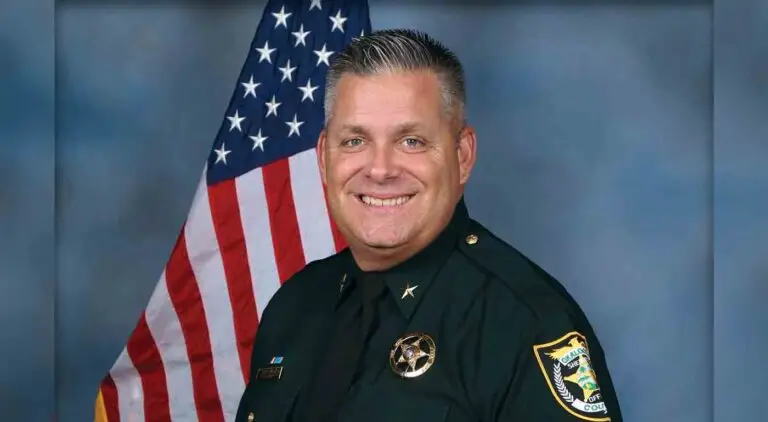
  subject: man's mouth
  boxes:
[358,194,414,207]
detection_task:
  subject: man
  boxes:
[235,29,623,422]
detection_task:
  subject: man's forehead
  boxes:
[335,70,440,100]
[337,121,426,134]
[326,70,450,132]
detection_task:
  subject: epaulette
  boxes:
[456,219,576,317]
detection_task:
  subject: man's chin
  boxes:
[354,230,412,251]
[360,237,407,250]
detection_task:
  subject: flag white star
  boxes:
[329,10,347,33]
[214,143,231,165]
[298,79,318,102]
[278,59,297,83]
[226,110,245,132]
[291,24,311,47]
[241,75,260,99]
[309,0,322,11]
[285,113,304,137]
[313,43,334,66]
[265,95,281,117]
[271,5,292,29]
[256,40,276,63]
[249,129,268,152]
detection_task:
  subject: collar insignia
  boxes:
[401,283,419,299]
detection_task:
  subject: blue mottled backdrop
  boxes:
[1,0,765,421]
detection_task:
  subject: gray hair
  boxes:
[323,29,466,129]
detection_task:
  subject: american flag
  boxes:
[94,1,371,420]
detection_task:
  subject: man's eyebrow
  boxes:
[392,122,422,136]
[338,124,369,136]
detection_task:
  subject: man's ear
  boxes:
[457,125,477,185]
[316,130,328,185]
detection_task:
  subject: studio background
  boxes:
[1,0,765,421]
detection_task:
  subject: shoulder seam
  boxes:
[457,219,578,321]
[456,247,544,321]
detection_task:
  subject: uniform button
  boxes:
[465,234,479,245]
[247,412,254,422]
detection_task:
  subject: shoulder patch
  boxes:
[533,331,611,421]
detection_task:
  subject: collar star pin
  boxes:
[401,283,418,299]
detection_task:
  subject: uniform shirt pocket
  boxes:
[337,384,450,422]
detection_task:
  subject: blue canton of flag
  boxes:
[207,0,372,185]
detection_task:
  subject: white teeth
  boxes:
[360,195,412,207]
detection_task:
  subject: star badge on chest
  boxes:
[389,332,436,378]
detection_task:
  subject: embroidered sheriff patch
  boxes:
[533,331,610,421]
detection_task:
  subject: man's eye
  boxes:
[402,137,425,148]
[342,138,363,147]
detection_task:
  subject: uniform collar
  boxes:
[338,197,471,320]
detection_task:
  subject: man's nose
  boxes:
[366,142,400,182]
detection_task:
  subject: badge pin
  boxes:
[389,332,436,378]
[400,283,418,299]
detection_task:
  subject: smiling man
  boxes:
[235,29,623,422]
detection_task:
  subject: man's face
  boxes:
[318,70,476,264]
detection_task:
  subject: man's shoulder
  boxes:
[455,218,585,321]
[260,250,347,318]
[283,250,348,289]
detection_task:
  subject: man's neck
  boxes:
[350,244,416,272]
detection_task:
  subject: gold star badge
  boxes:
[389,332,436,378]
[401,283,418,299]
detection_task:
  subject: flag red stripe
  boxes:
[262,159,307,282]
[165,229,225,422]
[100,374,121,422]
[125,314,171,421]
[207,179,259,381]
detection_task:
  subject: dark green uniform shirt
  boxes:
[235,199,623,422]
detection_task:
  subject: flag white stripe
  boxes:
[111,347,144,422]
[185,176,245,419]
[144,271,197,422]
[235,167,282,320]
[289,149,336,264]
